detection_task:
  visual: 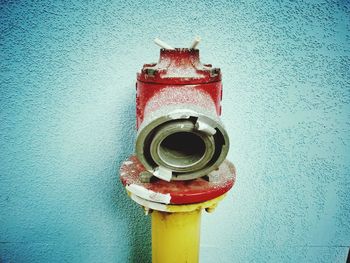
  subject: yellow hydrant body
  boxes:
[120,156,236,263]
[152,210,201,263]
[149,195,226,263]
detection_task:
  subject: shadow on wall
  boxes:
[112,91,151,263]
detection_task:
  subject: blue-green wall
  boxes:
[1,1,349,262]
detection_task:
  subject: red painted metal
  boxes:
[136,48,222,128]
[120,156,236,205]
[119,48,233,205]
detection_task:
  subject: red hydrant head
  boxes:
[135,48,229,181]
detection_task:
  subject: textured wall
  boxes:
[0,0,349,262]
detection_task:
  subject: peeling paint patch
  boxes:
[126,184,171,204]
[153,166,172,182]
[130,193,168,212]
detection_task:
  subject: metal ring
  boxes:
[149,120,215,173]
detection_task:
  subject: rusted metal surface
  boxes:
[120,155,236,205]
[136,48,222,128]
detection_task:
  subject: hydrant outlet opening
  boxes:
[136,113,229,180]
[158,132,206,168]
[147,119,216,175]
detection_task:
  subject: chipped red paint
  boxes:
[122,49,232,205]
[120,156,235,205]
[136,48,223,128]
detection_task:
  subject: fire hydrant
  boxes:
[120,38,236,263]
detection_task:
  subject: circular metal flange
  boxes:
[150,120,215,173]
[136,108,229,181]
[128,192,227,213]
[120,155,236,205]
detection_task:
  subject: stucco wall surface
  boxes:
[1,0,349,262]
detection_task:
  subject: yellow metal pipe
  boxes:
[152,209,201,263]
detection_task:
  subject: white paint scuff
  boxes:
[196,120,217,135]
[126,184,171,204]
[130,193,168,212]
[153,166,172,182]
